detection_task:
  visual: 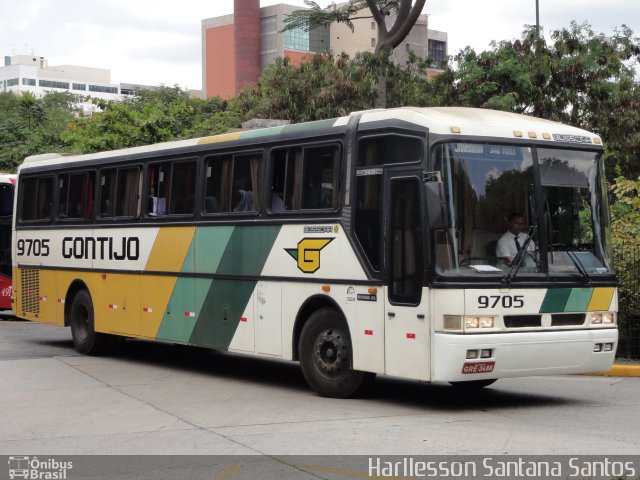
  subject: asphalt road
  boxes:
[1,319,639,462]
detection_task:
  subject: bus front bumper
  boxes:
[433,328,618,382]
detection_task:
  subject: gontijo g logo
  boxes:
[285,238,334,273]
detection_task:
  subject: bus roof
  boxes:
[20,107,601,171]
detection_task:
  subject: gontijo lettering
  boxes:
[62,236,140,260]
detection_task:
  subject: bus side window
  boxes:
[270,145,340,213]
[20,177,53,222]
[101,167,141,218]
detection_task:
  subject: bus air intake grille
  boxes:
[551,313,585,326]
[21,269,40,316]
[504,315,541,328]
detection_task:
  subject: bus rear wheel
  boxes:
[298,308,373,398]
[69,289,108,355]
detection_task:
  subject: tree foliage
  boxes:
[283,0,426,107]
[0,91,78,171]
[62,86,241,154]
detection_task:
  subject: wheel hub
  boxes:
[314,329,348,376]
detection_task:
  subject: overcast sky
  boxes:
[2,0,639,91]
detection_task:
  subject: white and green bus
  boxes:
[13,107,618,397]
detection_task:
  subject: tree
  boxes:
[0,91,78,171]
[62,86,241,154]
[282,0,426,107]
[443,23,640,180]
[233,53,377,122]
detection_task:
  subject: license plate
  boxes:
[462,361,495,374]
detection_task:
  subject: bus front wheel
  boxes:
[69,289,108,355]
[298,308,373,398]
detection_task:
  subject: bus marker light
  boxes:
[450,126,461,133]
[444,315,462,330]
[466,350,479,359]
[57,299,65,304]
[143,307,153,313]
[364,330,374,336]
[603,343,613,351]
[593,136,602,144]
[542,132,551,140]
[594,343,602,352]
[39,296,47,302]
[513,130,523,138]
[101,273,107,279]
[481,349,492,358]
[240,317,248,322]
[406,333,416,339]
[184,311,196,317]
[368,287,377,295]
[528,131,537,139]
[322,285,330,292]
[108,304,118,309]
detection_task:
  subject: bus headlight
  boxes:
[591,312,616,325]
[465,316,494,330]
[443,315,495,331]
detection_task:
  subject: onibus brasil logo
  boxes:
[285,238,334,273]
[8,456,73,479]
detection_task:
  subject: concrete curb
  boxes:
[586,364,640,377]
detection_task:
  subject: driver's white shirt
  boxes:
[496,231,535,258]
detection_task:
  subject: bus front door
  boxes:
[384,175,430,380]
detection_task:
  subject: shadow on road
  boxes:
[87,337,582,411]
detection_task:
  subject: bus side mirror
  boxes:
[425,182,451,230]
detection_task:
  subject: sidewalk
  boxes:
[587,360,640,377]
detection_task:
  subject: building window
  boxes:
[72,83,86,91]
[428,39,447,63]
[371,38,376,48]
[371,21,376,30]
[39,79,70,89]
[284,21,310,52]
[22,78,36,86]
[6,78,19,87]
[406,43,411,52]
[89,84,118,94]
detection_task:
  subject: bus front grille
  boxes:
[504,315,542,328]
[551,313,586,326]
[21,269,40,316]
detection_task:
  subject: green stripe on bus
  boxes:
[189,279,255,348]
[216,225,281,276]
[539,288,572,313]
[156,278,198,343]
[564,288,594,312]
[195,226,235,273]
[188,225,282,348]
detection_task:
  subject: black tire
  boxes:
[449,379,497,389]
[298,307,374,398]
[69,289,108,355]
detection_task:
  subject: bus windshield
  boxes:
[433,142,611,278]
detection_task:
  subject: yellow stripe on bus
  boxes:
[145,227,196,272]
[587,287,615,311]
[197,132,243,145]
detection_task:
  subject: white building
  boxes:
[1,55,152,113]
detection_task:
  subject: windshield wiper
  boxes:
[567,250,592,285]
[503,226,537,285]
